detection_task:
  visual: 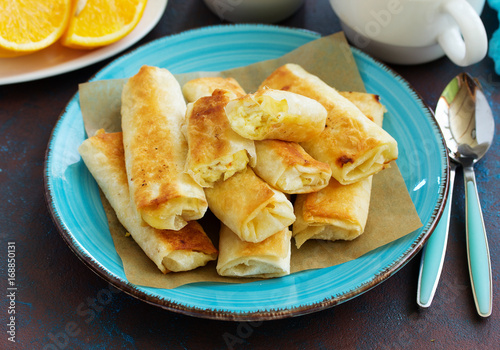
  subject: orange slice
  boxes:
[61,0,148,50]
[0,0,73,57]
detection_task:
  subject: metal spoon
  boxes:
[417,73,494,317]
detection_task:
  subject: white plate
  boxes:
[0,0,168,86]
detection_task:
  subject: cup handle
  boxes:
[437,0,488,66]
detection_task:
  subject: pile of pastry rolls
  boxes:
[78,63,398,279]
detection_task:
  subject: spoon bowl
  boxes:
[435,73,495,165]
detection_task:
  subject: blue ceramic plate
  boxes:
[44,25,448,321]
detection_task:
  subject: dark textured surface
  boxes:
[0,0,498,349]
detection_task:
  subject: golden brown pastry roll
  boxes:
[205,167,295,243]
[182,76,246,103]
[216,225,291,278]
[224,88,327,142]
[184,89,256,188]
[338,91,386,127]
[253,139,331,194]
[259,63,397,185]
[292,177,372,248]
[78,130,218,273]
[292,90,388,247]
[121,65,208,230]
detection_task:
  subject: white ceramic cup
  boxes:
[329,0,487,66]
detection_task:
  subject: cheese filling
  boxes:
[228,95,289,139]
[192,150,249,187]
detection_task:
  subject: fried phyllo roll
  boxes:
[224,88,327,142]
[338,91,386,127]
[259,63,397,185]
[182,76,246,103]
[205,167,295,243]
[121,66,207,230]
[253,139,331,194]
[78,130,218,273]
[292,90,388,247]
[216,225,291,278]
[292,177,372,248]
[184,89,256,188]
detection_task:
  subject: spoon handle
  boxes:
[463,165,492,317]
[417,163,456,308]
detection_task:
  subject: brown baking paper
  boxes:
[79,32,423,289]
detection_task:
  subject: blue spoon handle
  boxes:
[463,165,492,317]
[417,163,456,308]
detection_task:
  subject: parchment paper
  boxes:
[79,32,423,289]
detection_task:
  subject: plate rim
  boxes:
[43,24,449,321]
